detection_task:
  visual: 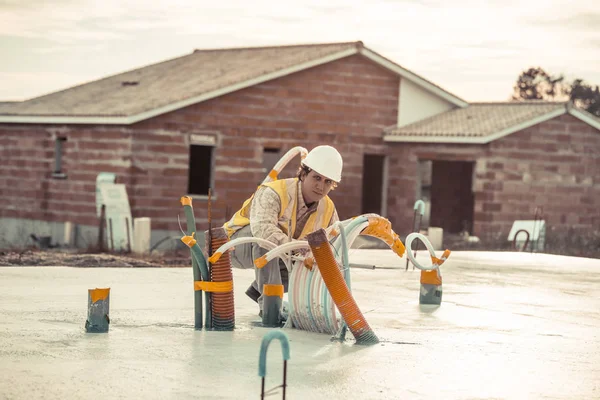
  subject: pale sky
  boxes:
[1,0,599,102]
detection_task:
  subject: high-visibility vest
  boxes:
[224,178,335,240]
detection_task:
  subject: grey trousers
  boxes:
[229,225,288,309]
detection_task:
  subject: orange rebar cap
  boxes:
[180,196,193,206]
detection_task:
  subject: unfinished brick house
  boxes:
[1,41,599,249]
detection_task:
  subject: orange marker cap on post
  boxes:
[180,196,193,206]
[181,232,197,248]
[420,269,442,285]
[90,288,110,303]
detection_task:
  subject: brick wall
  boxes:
[477,114,600,236]
[1,54,400,234]
[386,114,600,239]
[0,125,132,227]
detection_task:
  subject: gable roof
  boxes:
[384,101,600,144]
[0,41,466,125]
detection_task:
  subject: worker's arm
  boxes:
[249,186,289,246]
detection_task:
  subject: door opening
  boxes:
[427,160,474,234]
[361,154,386,215]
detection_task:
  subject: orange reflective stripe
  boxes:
[194,280,233,292]
[268,169,278,180]
[431,249,451,267]
[440,249,451,260]
[263,284,284,298]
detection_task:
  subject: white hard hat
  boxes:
[302,145,343,183]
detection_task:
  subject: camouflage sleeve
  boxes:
[249,186,290,246]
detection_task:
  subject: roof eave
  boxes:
[384,107,569,144]
[0,115,131,125]
[569,107,600,131]
[383,135,489,144]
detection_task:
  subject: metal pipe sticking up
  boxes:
[205,188,213,329]
[532,206,544,253]
[85,288,110,333]
[180,196,205,329]
[405,232,451,305]
[259,330,291,399]
[407,200,425,271]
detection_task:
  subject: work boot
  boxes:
[245,284,260,303]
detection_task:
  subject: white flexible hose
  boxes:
[405,232,449,270]
[271,219,371,335]
[258,240,310,266]
[209,236,299,271]
[288,261,339,335]
[211,236,277,256]
[261,146,308,184]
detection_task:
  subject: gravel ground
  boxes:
[0,249,191,268]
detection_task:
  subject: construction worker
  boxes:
[224,145,343,318]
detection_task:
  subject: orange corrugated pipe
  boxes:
[208,228,235,331]
[307,229,379,345]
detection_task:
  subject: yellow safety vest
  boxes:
[224,178,335,240]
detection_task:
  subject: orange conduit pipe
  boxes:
[207,227,235,331]
[306,229,379,345]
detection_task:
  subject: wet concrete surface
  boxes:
[0,250,599,399]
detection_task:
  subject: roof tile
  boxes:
[0,42,361,117]
[386,101,569,138]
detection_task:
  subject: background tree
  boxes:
[565,79,600,117]
[512,67,566,101]
[512,67,600,117]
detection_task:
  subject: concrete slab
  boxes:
[1,250,599,399]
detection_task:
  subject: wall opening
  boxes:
[428,160,474,234]
[187,144,213,195]
[52,137,68,179]
[361,154,386,215]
